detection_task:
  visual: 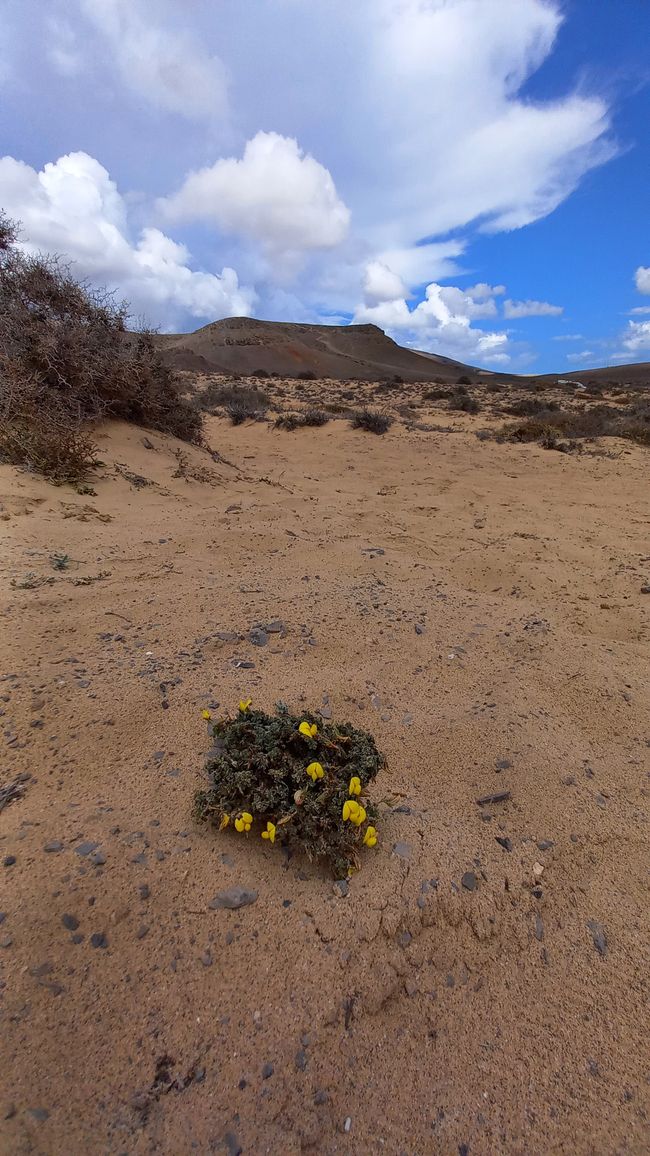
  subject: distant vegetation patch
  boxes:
[487,400,650,450]
[350,409,393,435]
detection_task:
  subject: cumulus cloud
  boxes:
[0,152,253,327]
[553,333,584,341]
[354,280,509,361]
[630,306,650,315]
[635,266,650,294]
[161,132,350,263]
[503,299,563,318]
[619,320,650,355]
[363,261,407,303]
[567,350,595,363]
[77,0,227,119]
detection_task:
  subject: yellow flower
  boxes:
[234,811,253,833]
[306,761,324,782]
[342,799,360,823]
[239,698,252,713]
[352,804,367,827]
[219,813,230,830]
[261,821,276,844]
[349,776,361,797]
[201,709,212,721]
[298,721,318,738]
[363,825,378,848]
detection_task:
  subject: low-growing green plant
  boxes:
[302,408,330,427]
[350,409,393,435]
[50,551,71,571]
[194,702,385,876]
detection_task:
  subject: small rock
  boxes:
[138,884,150,900]
[587,920,607,958]
[319,704,333,720]
[333,880,349,898]
[0,935,13,948]
[3,855,16,867]
[200,950,213,966]
[532,862,544,880]
[142,436,155,449]
[90,932,108,949]
[27,1108,49,1123]
[475,790,511,806]
[224,1133,242,1156]
[393,841,412,860]
[249,628,268,647]
[534,915,544,942]
[74,841,99,857]
[495,836,512,852]
[536,840,554,851]
[3,1103,16,1120]
[640,584,650,594]
[314,1090,329,1105]
[495,758,513,771]
[90,851,107,866]
[261,1062,274,1079]
[209,887,258,910]
[265,621,284,633]
[295,1050,308,1071]
[136,925,149,940]
[461,871,477,892]
[344,1117,352,1132]
[44,841,64,853]
[62,914,79,931]
[414,624,425,635]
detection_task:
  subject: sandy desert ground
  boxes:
[1,398,648,1154]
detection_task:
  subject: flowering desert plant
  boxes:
[193,702,385,876]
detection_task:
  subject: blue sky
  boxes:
[1,0,648,372]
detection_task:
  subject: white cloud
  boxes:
[363,261,407,303]
[78,0,227,119]
[553,333,583,340]
[503,298,563,318]
[46,16,84,77]
[567,350,595,363]
[0,151,253,327]
[620,320,650,355]
[465,283,506,300]
[354,279,509,361]
[630,306,650,315]
[635,266,650,294]
[161,132,350,260]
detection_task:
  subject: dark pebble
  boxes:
[74,841,99,857]
[209,887,258,910]
[136,925,149,940]
[138,884,150,900]
[261,1062,274,1079]
[475,790,511,806]
[587,920,607,957]
[314,1090,329,1105]
[415,623,425,635]
[333,880,349,898]
[249,628,268,647]
[534,915,544,942]
[90,932,108,949]
[537,840,554,851]
[27,1108,49,1123]
[200,951,213,967]
[295,1050,308,1071]
[495,836,512,852]
[3,856,16,867]
[461,871,477,892]
[71,933,84,944]
[224,1133,242,1156]
[265,621,284,633]
[62,914,79,931]
[90,851,107,866]
[393,841,412,860]
[495,759,513,771]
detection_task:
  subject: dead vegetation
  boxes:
[0,212,202,482]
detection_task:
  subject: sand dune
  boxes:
[1,399,649,1154]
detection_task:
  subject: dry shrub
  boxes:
[0,211,202,481]
[199,380,269,413]
[350,409,393,434]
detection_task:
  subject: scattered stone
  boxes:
[249,628,268,647]
[587,1059,599,1077]
[45,840,64,854]
[319,704,333,720]
[261,1062,274,1079]
[587,920,607,958]
[90,932,108,949]
[136,925,149,940]
[415,624,425,635]
[3,1103,16,1120]
[495,836,512,852]
[3,855,16,867]
[537,840,554,852]
[333,880,349,898]
[200,950,213,967]
[461,871,477,892]
[27,1108,49,1123]
[495,759,513,771]
[0,935,13,948]
[90,850,107,866]
[344,1117,352,1133]
[475,790,511,806]
[224,1133,242,1156]
[314,1090,329,1105]
[138,884,150,900]
[209,887,258,910]
[71,933,84,944]
[142,436,155,450]
[535,915,544,942]
[393,841,412,860]
[532,862,544,881]
[397,931,412,949]
[295,1049,308,1071]
[265,621,284,633]
[640,584,650,594]
[74,841,99,857]
[216,632,239,642]
[61,914,79,931]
